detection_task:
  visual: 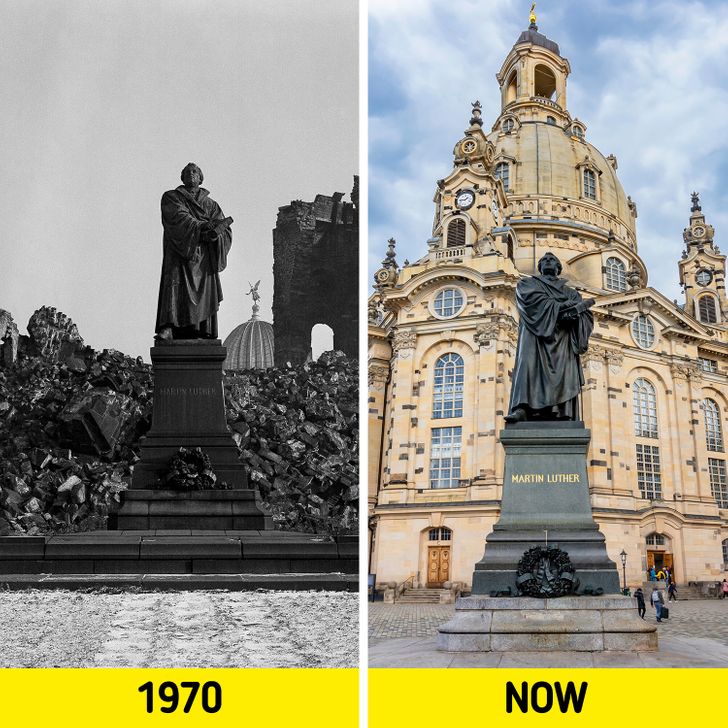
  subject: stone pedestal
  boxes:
[132,340,248,489]
[120,340,268,530]
[472,422,620,596]
[437,596,657,652]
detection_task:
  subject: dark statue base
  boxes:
[123,340,267,530]
[471,422,620,596]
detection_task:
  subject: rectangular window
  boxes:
[583,169,596,200]
[636,444,662,500]
[709,458,728,508]
[699,357,718,373]
[430,426,462,489]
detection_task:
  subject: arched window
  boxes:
[705,399,724,452]
[534,64,556,99]
[605,257,627,292]
[698,295,718,324]
[502,118,515,133]
[645,533,665,546]
[433,353,464,419]
[494,162,510,191]
[583,168,596,200]
[505,70,517,105]
[722,539,728,566]
[447,218,466,248]
[572,126,584,139]
[631,315,655,349]
[633,378,658,438]
[546,115,556,125]
[428,527,452,542]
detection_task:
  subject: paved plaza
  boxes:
[369,598,728,667]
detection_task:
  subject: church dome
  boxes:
[223,297,274,371]
[487,123,637,246]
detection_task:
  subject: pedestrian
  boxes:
[722,579,728,600]
[656,569,665,581]
[651,587,664,622]
[664,567,671,586]
[634,587,646,619]
[649,566,656,581]
[667,582,677,602]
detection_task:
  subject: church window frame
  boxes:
[428,527,452,542]
[494,161,510,191]
[431,287,466,320]
[571,125,585,140]
[633,378,658,439]
[446,217,467,248]
[432,353,464,419]
[645,533,665,547]
[583,168,597,200]
[605,257,627,292]
[704,398,724,452]
[430,426,462,489]
[636,443,662,500]
[698,294,719,324]
[723,539,728,567]
[709,458,728,508]
[696,268,713,287]
[631,315,656,349]
[502,117,515,134]
[699,357,718,373]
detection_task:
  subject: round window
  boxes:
[696,269,713,286]
[631,315,655,349]
[433,288,465,319]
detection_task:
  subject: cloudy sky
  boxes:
[369,0,728,304]
[1,0,357,360]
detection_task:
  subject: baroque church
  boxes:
[368,19,728,590]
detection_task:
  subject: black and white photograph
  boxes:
[0,0,358,668]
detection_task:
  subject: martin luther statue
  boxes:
[155,163,233,341]
[505,252,595,423]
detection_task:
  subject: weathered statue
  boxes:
[155,163,233,341]
[505,252,595,423]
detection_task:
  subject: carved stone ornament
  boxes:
[515,546,577,598]
[474,315,517,348]
[391,330,417,355]
[368,364,390,388]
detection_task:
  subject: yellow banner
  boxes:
[370,668,721,725]
[1,668,358,727]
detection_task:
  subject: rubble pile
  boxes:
[1,307,358,537]
[0,309,152,535]
[225,350,358,535]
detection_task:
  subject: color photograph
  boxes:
[368,0,728,667]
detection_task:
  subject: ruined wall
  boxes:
[273,177,358,365]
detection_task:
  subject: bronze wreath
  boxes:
[516,545,577,598]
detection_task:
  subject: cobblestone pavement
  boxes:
[369,599,728,644]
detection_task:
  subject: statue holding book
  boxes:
[504,252,595,423]
[155,162,233,341]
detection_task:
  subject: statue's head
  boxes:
[537,252,562,276]
[181,162,203,188]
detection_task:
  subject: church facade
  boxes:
[368,22,728,590]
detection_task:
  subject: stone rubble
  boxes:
[0,307,358,537]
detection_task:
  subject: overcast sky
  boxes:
[369,0,728,305]
[1,0,358,360]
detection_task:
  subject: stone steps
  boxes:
[398,588,448,604]
[0,531,357,581]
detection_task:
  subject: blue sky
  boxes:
[1,0,357,360]
[369,0,728,304]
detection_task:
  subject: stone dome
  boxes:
[487,122,637,247]
[223,305,274,371]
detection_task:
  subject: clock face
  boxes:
[375,269,391,283]
[696,269,712,286]
[693,225,706,238]
[456,190,475,210]
[461,139,476,154]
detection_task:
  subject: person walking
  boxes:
[649,566,656,581]
[721,579,728,599]
[667,581,677,602]
[634,587,646,619]
[651,587,664,622]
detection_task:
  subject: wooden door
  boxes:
[427,546,450,587]
[663,553,674,577]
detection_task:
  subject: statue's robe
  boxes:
[155,185,232,338]
[507,274,593,419]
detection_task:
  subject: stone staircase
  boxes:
[397,587,449,604]
[641,581,719,600]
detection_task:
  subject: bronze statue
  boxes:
[155,163,233,341]
[504,252,595,423]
